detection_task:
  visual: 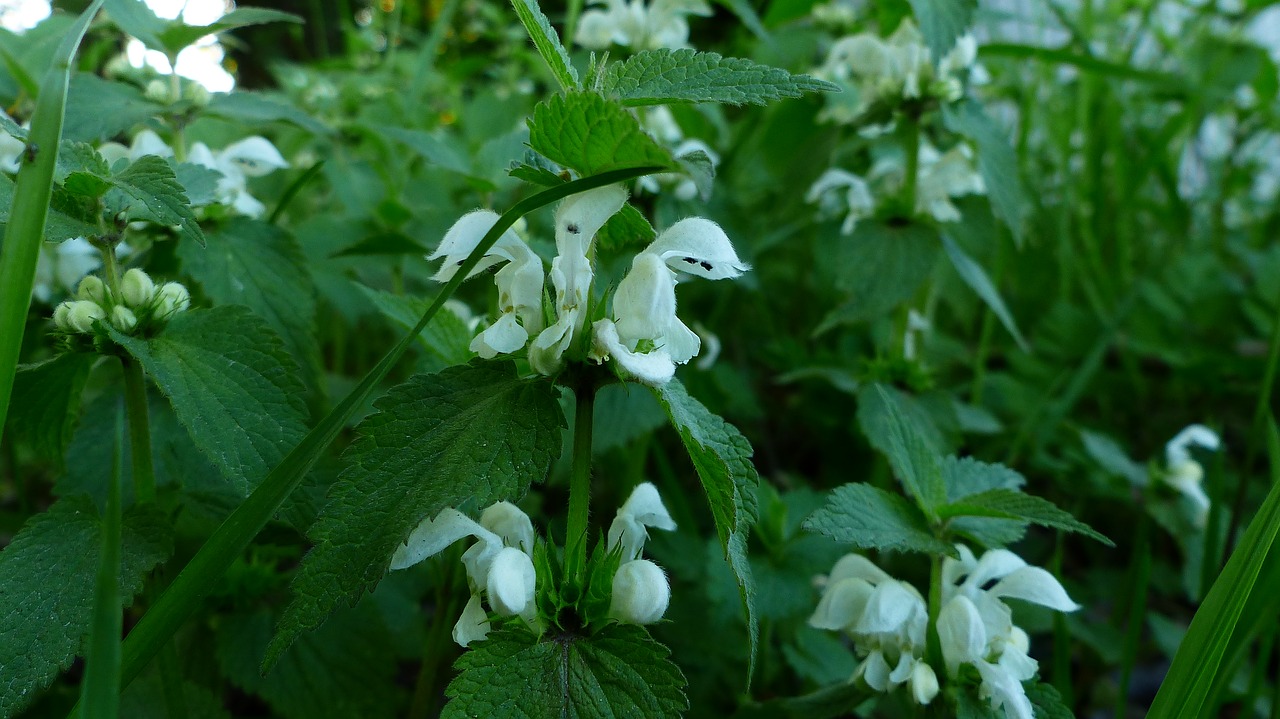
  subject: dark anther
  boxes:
[23,143,38,163]
[683,257,698,264]
[566,223,580,234]
[700,261,713,271]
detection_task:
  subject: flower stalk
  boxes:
[121,357,156,505]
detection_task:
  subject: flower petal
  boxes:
[976,660,1036,719]
[1166,424,1221,466]
[219,136,289,176]
[809,576,875,632]
[827,553,893,586]
[990,566,1080,612]
[429,210,524,282]
[555,184,628,257]
[965,549,1027,591]
[856,579,925,635]
[486,546,537,617]
[614,252,678,344]
[618,482,677,531]
[592,319,676,385]
[645,218,749,280]
[937,594,987,677]
[390,508,490,570]
[479,501,536,553]
[452,593,491,647]
[470,312,530,358]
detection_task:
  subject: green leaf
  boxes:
[359,287,474,372]
[103,0,168,52]
[443,625,687,718]
[0,174,100,242]
[375,125,472,176]
[0,496,172,717]
[942,100,1028,243]
[865,384,948,519]
[942,456,1028,548]
[106,154,206,245]
[64,73,164,143]
[938,488,1114,546]
[600,49,836,107]
[527,92,672,176]
[217,607,399,719]
[109,306,310,497]
[509,0,579,90]
[712,0,769,40]
[596,201,657,252]
[205,91,330,136]
[177,218,322,393]
[508,161,566,186]
[174,161,223,206]
[1149,419,1280,719]
[653,380,761,682]
[907,0,976,59]
[674,148,715,201]
[804,482,955,556]
[940,233,1028,351]
[154,7,302,56]
[266,363,563,665]
[815,220,940,333]
[6,352,95,464]
[1025,681,1075,719]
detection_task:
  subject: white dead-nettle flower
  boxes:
[575,0,712,50]
[809,554,938,703]
[806,168,875,235]
[429,210,545,359]
[528,185,629,375]
[1161,424,1221,527]
[391,502,541,646]
[638,108,719,201]
[606,483,677,625]
[97,129,175,168]
[590,218,748,385]
[903,309,930,361]
[188,136,289,217]
[814,19,977,128]
[937,546,1080,719]
[33,238,106,304]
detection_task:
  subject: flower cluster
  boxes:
[575,0,712,51]
[390,483,677,647]
[1159,424,1221,527]
[814,19,978,130]
[53,268,190,337]
[811,547,1080,719]
[429,186,748,385]
[807,140,985,231]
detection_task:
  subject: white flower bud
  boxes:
[486,547,536,618]
[155,282,190,317]
[111,305,138,332]
[183,82,211,107]
[121,268,155,308]
[910,662,939,705]
[609,559,670,625]
[77,275,108,304]
[144,79,172,104]
[53,302,73,332]
[65,300,105,333]
[479,501,535,553]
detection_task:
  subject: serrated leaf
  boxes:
[804,482,954,556]
[596,202,657,252]
[653,380,760,682]
[154,7,301,56]
[943,100,1027,243]
[103,0,168,52]
[205,91,330,136]
[217,606,399,719]
[443,625,687,718]
[508,162,566,186]
[177,218,322,393]
[942,455,1028,548]
[106,154,206,246]
[266,363,563,665]
[815,219,939,333]
[1025,681,1075,719]
[54,140,109,186]
[6,353,95,465]
[174,161,222,206]
[600,49,836,107]
[63,73,164,143]
[938,488,1113,546]
[941,233,1027,351]
[863,384,947,519]
[527,92,672,177]
[109,306,309,497]
[0,175,100,242]
[0,496,172,718]
[907,0,976,59]
[359,287,474,372]
[509,0,578,90]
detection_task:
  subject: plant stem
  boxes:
[1116,511,1151,719]
[565,380,596,581]
[925,552,942,671]
[81,400,125,719]
[121,357,156,505]
[902,120,920,218]
[409,558,460,719]
[168,69,186,162]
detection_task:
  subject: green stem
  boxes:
[565,380,596,580]
[100,239,122,297]
[81,400,125,719]
[925,553,942,671]
[1116,511,1151,719]
[168,68,186,162]
[564,0,584,53]
[902,120,920,218]
[408,558,461,719]
[121,357,156,505]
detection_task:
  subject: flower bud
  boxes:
[77,275,108,304]
[485,547,536,617]
[155,282,190,317]
[53,302,73,332]
[909,662,939,705]
[121,269,155,308]
[183,82,211,107]
[609,559,670,625]
[111,305,138,332]
[144,79,171,104]
[65,300,105,333]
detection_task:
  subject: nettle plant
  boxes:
[0,0,847,715]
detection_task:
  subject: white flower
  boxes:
[429,210,545,359]
[575,0,712,50]
[98,129,175,168]
[121,268,156,308]
[866,141,985,223]
[32,238,103,304]
[806,168,875,234]
[0,127,24,174]
[154,282,191,317]
[486,546,537,619]
[111,305,138,332]
[1161,424,1221,526]
[909,661,939,705]
[59,300,106,333]
[453,594,492,647]
[188,136,288,217]
[609,558,671,624]
[77,276,109,306]
[607,482,677,561]
[590,218,747,385]
[529,185,628,375]
[480,501,536,554]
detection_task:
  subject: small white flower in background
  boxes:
[936,545,1079,719]
[575,0,712,50]
[188,136,289,217]
[606,483,677,625]
[391,502,541,646]
[638,108,719,201]
[913,143,985,222]
[806,168,875,235]
[98,129,175,168]
[529,185,629,375]
[903,309,930,360]
[591,218,748,385]
[0,128,25,174]
[32,238,104,304]
[1161,424,1221,527]
[429,210,546,359]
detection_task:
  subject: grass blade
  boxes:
[1148,416,1280,719]
[0,0,106,446]
[97,165,661,706]
[79,397,125,719]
